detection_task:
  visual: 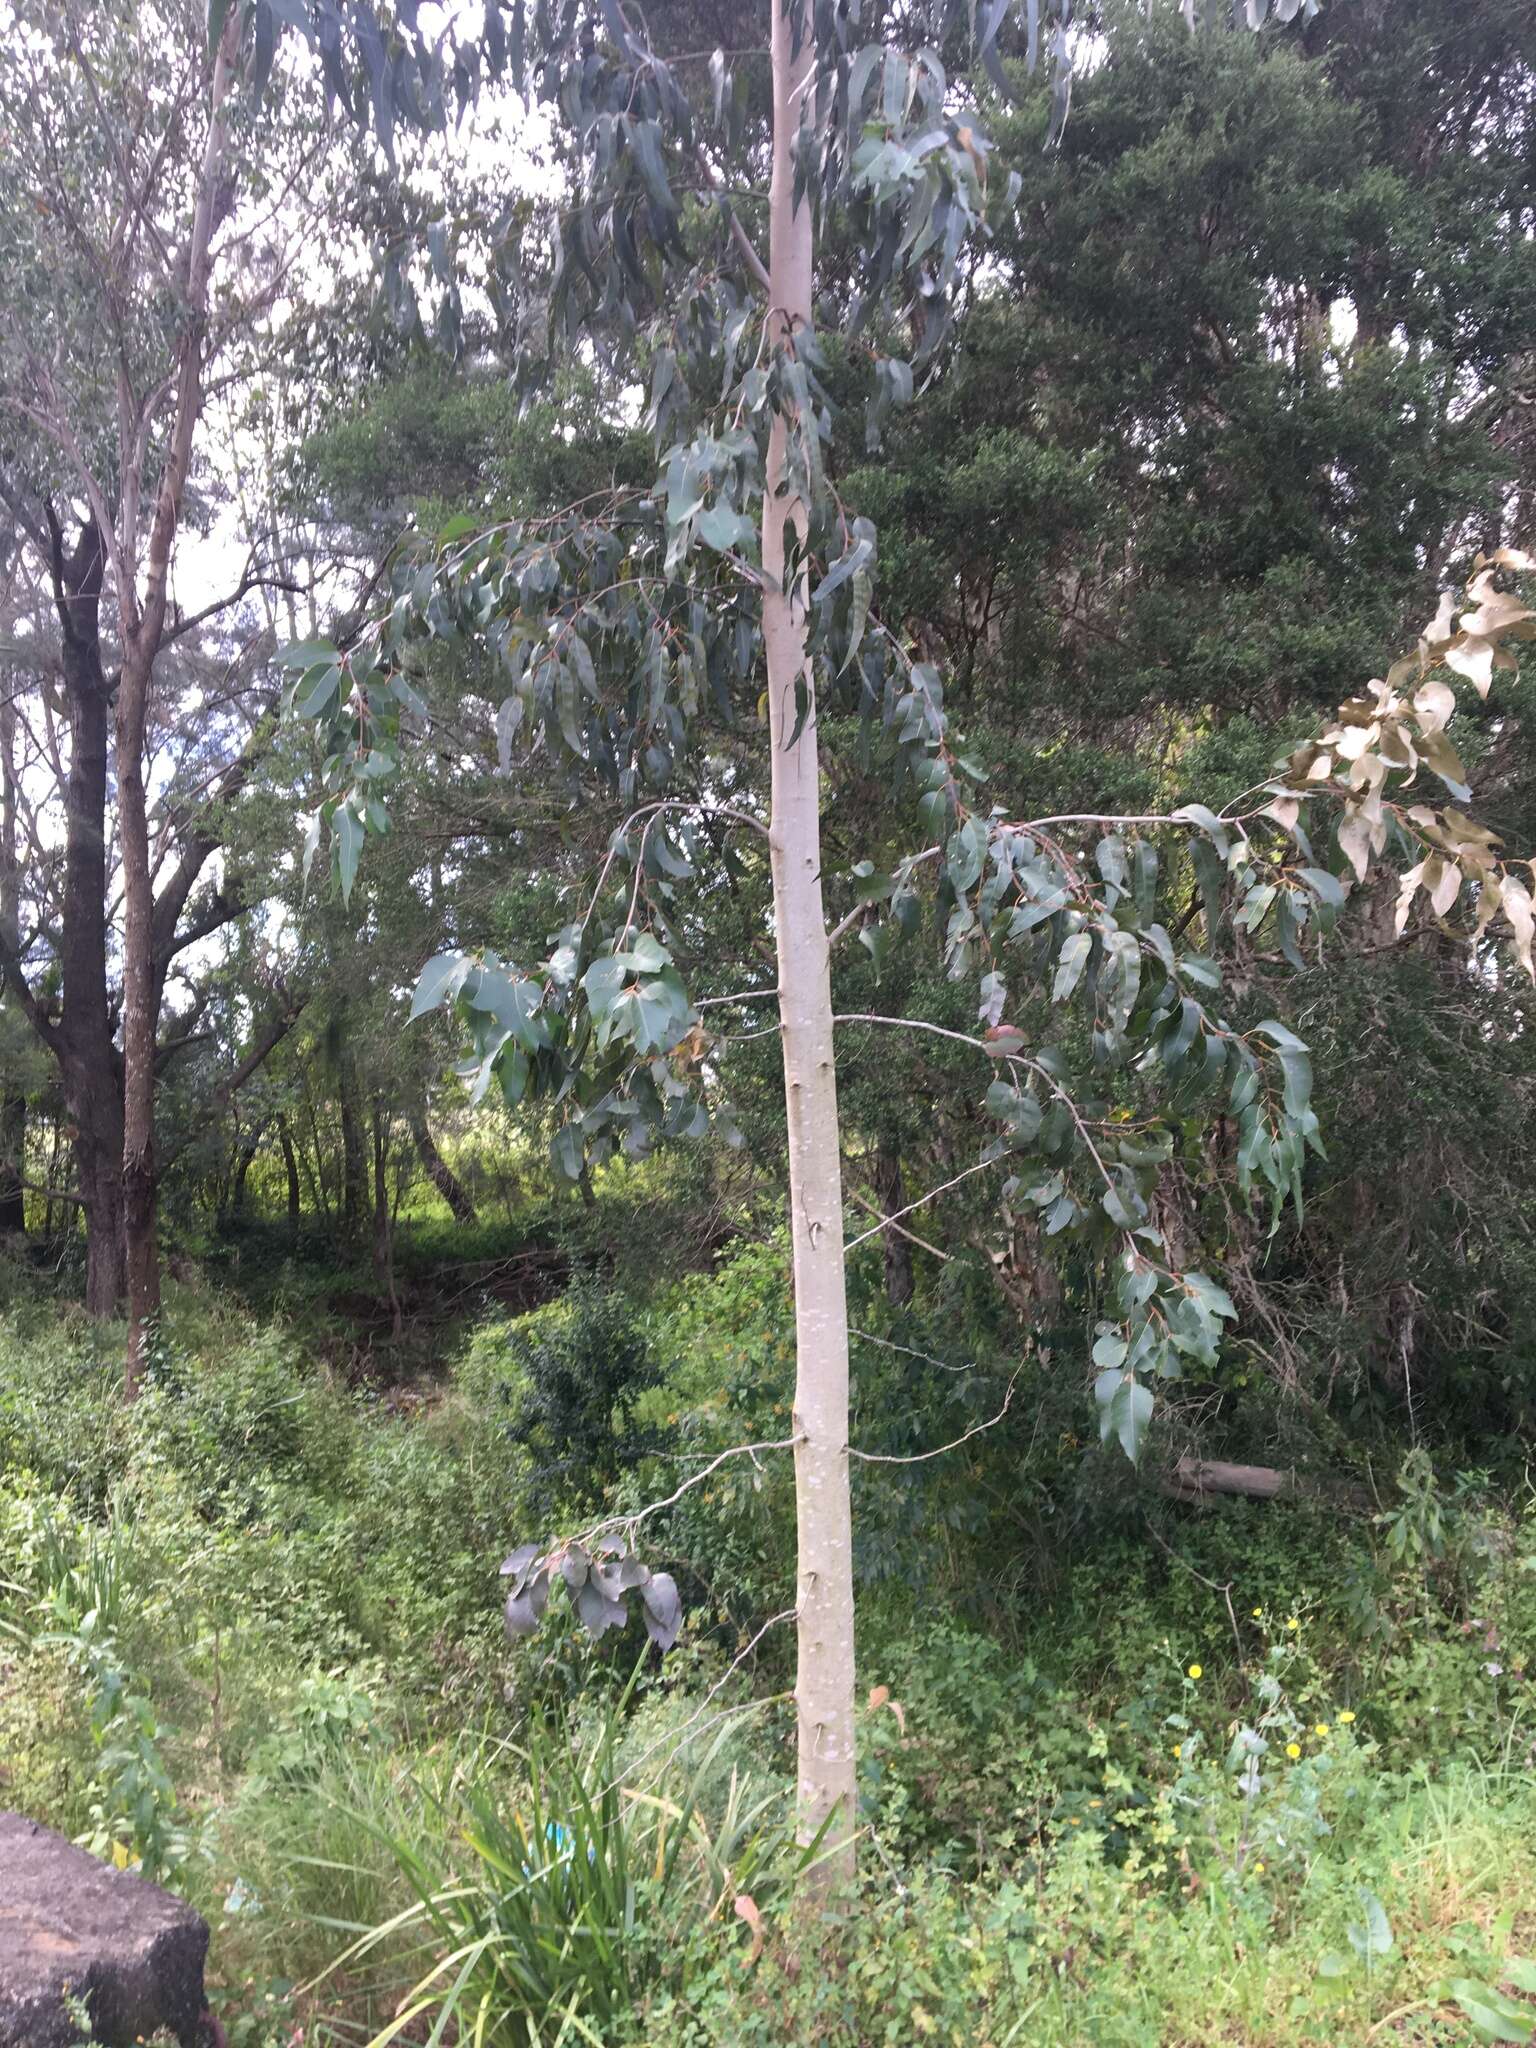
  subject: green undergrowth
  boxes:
[1,1239,1534,2046]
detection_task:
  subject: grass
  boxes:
[3,1260,1536,2048]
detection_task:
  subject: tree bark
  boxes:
[119,10,240,1393]
[49,514,127,1315]
[230,1120,268,1218]
[0,689,25,1236]
[408,1106,477,1225]
[765,0,857,1885]
[277,1113,301,1239]
[1162,1457,1373,1513]
[372,1105,402,1337]
[871,1142,913,1307]
[0,1091,24,1237]
[339,1050,368,1229]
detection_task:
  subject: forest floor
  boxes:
[2,1224,1535,2046]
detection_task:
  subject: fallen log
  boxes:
[1163,1457,1372,1513]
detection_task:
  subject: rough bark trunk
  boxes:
[0,693,24,1236]
[871,1142,913,1307]
[372,1106,402,1337]
[0,1095,23,1237]
[408,1107,477,1225]
[277,1114,301,1239]
[765,0,858,1885]
[50,515,127,1316]
[339,1049,368,1230]
[118,692,162,1386]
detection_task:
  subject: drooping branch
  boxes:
[158,998,308,1173]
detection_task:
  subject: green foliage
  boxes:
[335,1693,794,2048]
[501,1278,664,1515]
[1,1274,1535,2042]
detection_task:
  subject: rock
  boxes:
[0,1815,210,2047]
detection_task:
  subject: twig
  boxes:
[1143,1517,1246,1667]
[848,1325,974,1375]
[845,1188,952,1264]
[826,845,941,950]
[849,1368,1020,1464]
[834,1010,1122,1217]
[696,987,779,1010]
[842,1155,1002,1253]
[616,1611,798,1790]
[576,1434,801,1551]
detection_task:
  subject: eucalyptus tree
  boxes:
[0,1,336,1356]
[263,0,1533,1876]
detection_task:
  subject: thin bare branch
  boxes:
[849,1368,1021,1463]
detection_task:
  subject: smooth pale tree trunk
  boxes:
[764,0,858,1884]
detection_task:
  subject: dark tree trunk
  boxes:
[0,694,25,1236]
[79,1121,127,1316]
[0,1097,24,1235]
[299,1087,333,1226]
[409,1107,477,1226]
[277,1113,301,1239]
[372,1105,401,1336]
[340,1052,368,1229]
[50,514,127,1316]
[230,1119,267,1218]
[871,1141,913,1307]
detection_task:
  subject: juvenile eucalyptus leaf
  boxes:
[1053,930,1091,1003]
[640,1571,682,1650]
[504,1569,549,1638]
[576,1578,629,1639]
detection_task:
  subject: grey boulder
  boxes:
[0,1815,210,2047]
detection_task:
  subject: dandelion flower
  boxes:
[1068,1816,1081,1827]
[1253,1862,1265,1875]
[1089,1799,1102,1809]
[1338,1710,1356,1725]
[1188,1663,1203,1680]
[1286,1616,1300,1631]
[1252,1606,1263,1619]
[1285,1742,1301,1760]
[1313,1722,1329,1736]
[1172,1744,1183,1759]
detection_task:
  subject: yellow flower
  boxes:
[1089,1799,1102,1809]
[1285,1742,1301,1759]
[1187,1663,1203,1680]
[1171,1744,1183,1759]
[1068,1816,1081,1827]
[1253,1861,1265,1874]
[1286,1616,1300,1631]
[1338,1710,1356,1724]
[1251,1606,1263,1619]
[1313,1723,1329,1737]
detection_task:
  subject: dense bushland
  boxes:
[3,1210,1535,2045]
